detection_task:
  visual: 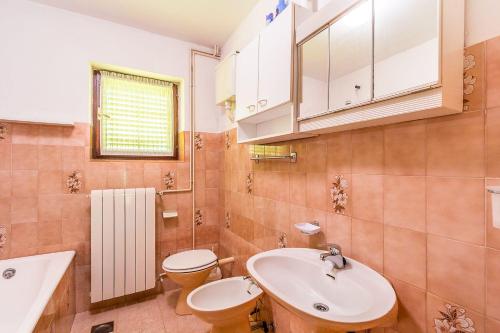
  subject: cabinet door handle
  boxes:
[355,85,361,90]
[345,100,352,106]
[246,105,256,112]
[258,99,268,107]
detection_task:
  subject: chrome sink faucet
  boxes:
[320,244,346,269]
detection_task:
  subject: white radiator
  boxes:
[90,188,156,303]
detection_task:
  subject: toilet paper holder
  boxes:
[487,187,500,194]
[487,186,500,229]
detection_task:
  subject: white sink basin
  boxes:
[246,248,397,332]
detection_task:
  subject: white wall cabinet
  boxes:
[215,53,236,105]
[296,0,464,134]
[236,5,305,143]
[235,37,259,120]
[257,6,293,113]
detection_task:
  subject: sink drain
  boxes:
[313,303,329,312]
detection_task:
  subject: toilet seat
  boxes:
[162,249,217,273]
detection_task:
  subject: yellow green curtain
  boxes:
[100,71,175,156]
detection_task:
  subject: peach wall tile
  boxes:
[384,175,425,233]
[205,151,221,170]
[62,218,89,244]
[0,170,12,198]
[11,196,37,224]
[11,124,38,144]
[290,172,306,206]
[426,111,485,177]
[486,36,500,109]
[427,177,485,245]
[306,141,327,173]
[11,222,38,250]
[427,235,485,312]
[326,131,351,174]
[306,172,326,210]
[143,163,162,189]
[12,170,37,197]
[38,145,62,171]
[326,213,351,256]
[426,292,485,333]
[384,225,426,289]
[0,197,10,224]
[38,125,63,145]
[389,278,426,333]
[37,221,62,246]
[486,248,500,320]
[38,194,63,222]
[351,127,384,175]
[38,170,63,195]
[486,178,500,250]
[12,144,38,170]
[205,170,219,188]
[486,317,500,333]
[85,164,107,191]
[351,218,383,272]
[384,121,426,176]
[0,144,12,170]
[62,146,85,172]
[62,124,86,146]
[486,108,500,177]
[352,174,383,223]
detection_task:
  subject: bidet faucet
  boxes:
[320,244,346,269]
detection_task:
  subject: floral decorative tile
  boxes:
[163,171,175,189]
[66,171,82,194]
[330,175,348,214]
[246,172,253,194]
[463,42,484,112]
[194,209,203,226]
[0,123,7,141]
[194,133,203,150]
[225,211,231,229]
[0,225,7,249]
[278,232,287,248]
[225,131,231,150]
[434,303,475,333]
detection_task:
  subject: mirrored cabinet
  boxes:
[329,0,372,111]
[374,0,440,99]
[297,0,464,135]
[299,27,329,119]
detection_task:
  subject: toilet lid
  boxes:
[162,249,217,273]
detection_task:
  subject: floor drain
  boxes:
[91,321,114,333]
[313,303,329,312]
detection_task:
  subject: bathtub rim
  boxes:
[1,250,75,333]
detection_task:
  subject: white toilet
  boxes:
[162,249,219,315]
[187,277,263,333]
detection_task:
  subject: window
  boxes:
[92,70,178,159]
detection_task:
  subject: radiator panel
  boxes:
[91,188,156,303]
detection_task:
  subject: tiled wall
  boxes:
[0,123,223,312]
[219,36,500,333]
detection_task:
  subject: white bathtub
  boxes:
[0,251,75,333]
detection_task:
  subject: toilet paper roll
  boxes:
[492,192,500,229]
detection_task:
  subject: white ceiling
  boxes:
[29,0,260,47]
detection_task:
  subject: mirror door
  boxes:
[373,0,440,99]
[298,27,330,119]
[329,0,373,111]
